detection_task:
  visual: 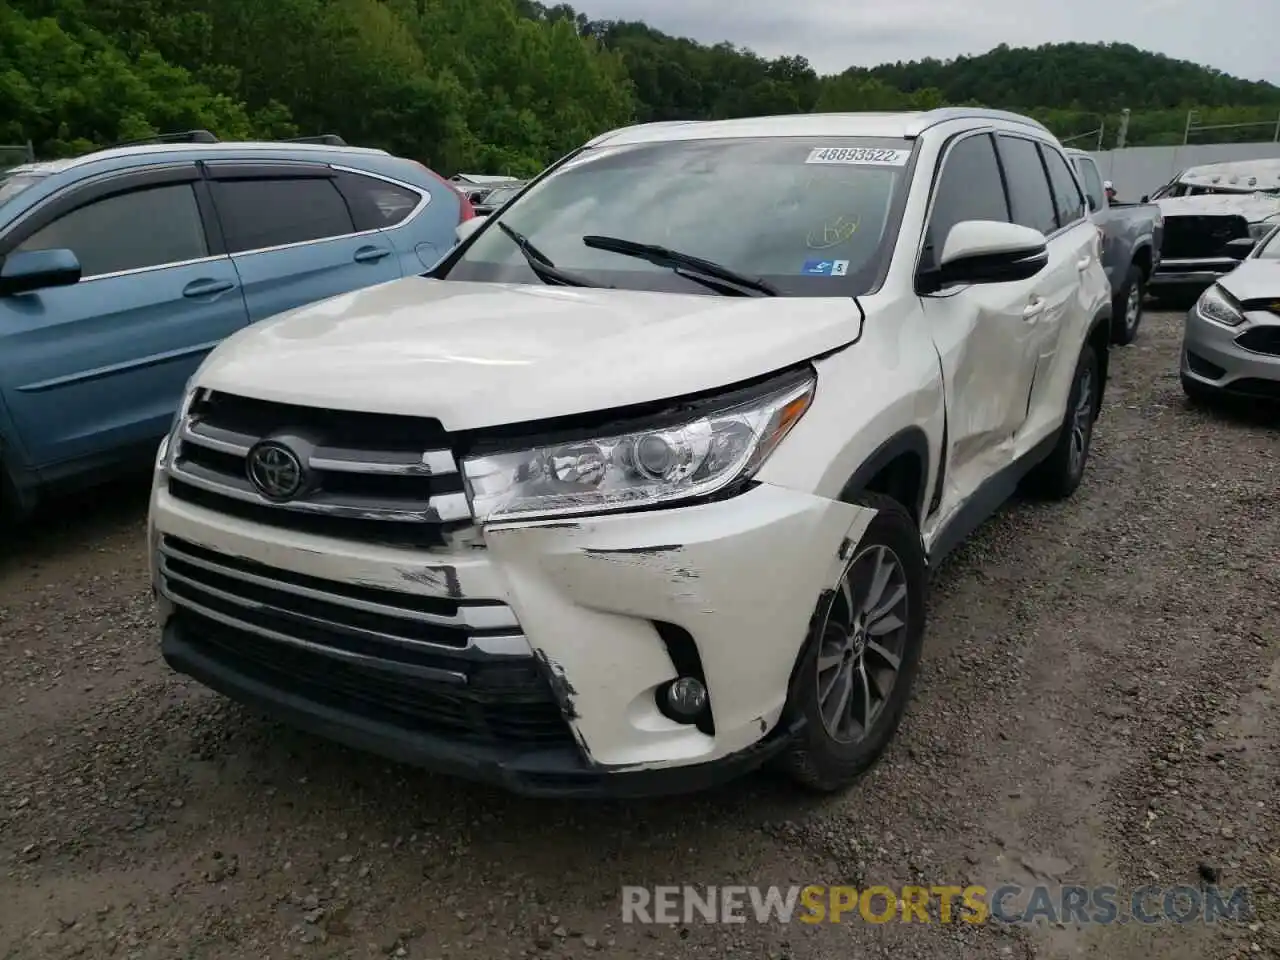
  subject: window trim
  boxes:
[206,163,431,260]
[914,128,1013,289]
[1037,142,1087,231]
[6,176,223,282]
[994,133,1073,240]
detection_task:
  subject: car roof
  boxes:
[586,108,1052,148]
[1178,158,1280,190]
[6,140,390,179]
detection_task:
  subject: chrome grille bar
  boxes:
[159,538,517,631]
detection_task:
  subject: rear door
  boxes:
[204,161,404,324]
[917,131,1042,511]
[1018,138,1100,427]
[0,164,250,469]
[995,134,1091,437]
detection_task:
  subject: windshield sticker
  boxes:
[801,259,850,277]
[805,147,908,166]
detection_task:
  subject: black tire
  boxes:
[1181,373,1218,407]
[1022,342,1099,501]
[1111,264,1146,346]
[778,492,927,793]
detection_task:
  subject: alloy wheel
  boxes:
[816,544,910,744]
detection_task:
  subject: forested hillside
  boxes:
[3,0,1278,175]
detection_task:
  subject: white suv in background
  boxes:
[148,108,1112,798]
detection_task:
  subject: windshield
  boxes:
[439,136,914,296]
[481,186,522,207]
[0,171,46,205]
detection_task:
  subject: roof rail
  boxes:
[910,107,1050,135]
[110,129,220,149]
[280,134,348,146]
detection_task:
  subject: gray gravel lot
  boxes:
[1,309,1277,960]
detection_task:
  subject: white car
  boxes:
[148,108,1113,797]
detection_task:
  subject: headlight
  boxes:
[462,373,816,523]
[155,433,170,470]
[1196,285,1244,327]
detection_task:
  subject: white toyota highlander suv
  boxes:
[148,108,1113,797]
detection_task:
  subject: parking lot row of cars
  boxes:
[2,114,1277,801]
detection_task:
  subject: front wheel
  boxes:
[779,493,927,793]
[1112,264,1146,346]
[1022,343,1099,501]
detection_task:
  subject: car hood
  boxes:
[1217,258,1280,304]
[194,277,863,430]
[1155,193,1280,223]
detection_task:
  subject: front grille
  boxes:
[1236,326,1280,357]
[166,391,470,545]
[159,536,575,747]
[1160,214,1250,260]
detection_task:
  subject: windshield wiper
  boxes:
[582,235,779,296]
[496,221,599,288]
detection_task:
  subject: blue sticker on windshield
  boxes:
[801,259,850,276]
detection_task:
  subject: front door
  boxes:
[0,167,250,470]
[916,131,1043,514]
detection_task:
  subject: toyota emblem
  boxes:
[246,441,305,501]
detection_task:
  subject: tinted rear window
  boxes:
[212,178,356,252]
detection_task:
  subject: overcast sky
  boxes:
[577,0,1280,86]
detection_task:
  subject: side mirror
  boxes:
[1140,195,1149,203]
[0,248,82,296]
[923,220,1048,292]
[1225,237,1256,261]
[454,217,485,244]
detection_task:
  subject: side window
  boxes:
[922,133,1010,270]
[211,177,356,253]
[16,183,208,278]
[1041,146,1086,226]
[335,172,423,231]
[1074,157,1105,212]
[995,135,1058,236]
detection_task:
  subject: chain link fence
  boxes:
[0,141,35,173]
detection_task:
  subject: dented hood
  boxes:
[194,277,863,430]
[1155,193,1280,223]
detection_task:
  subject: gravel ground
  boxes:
[1,309,1277,960]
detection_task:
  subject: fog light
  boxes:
[665,677,708,718]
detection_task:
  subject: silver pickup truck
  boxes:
[1067,149,1164,345]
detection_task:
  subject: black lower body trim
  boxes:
[162,619,795,799]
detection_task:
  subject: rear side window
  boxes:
[16,183,208,278]
[1042,146,1086,226]
[335,172,423,230]
[212,178,356,253]
[1073,157,1105,212]
[996,136,1058,236]
[922,133,1010,270]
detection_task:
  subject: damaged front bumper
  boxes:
[150,479,873,797]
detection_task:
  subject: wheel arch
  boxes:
[1087,306,1112,408]
[837,427,931,524]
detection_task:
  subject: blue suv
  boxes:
[0,132,470,518]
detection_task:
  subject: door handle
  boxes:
[1023,296,1046,320]
[1076,255,1093,271]
[353,245,392,263]
[182,278,235,298]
